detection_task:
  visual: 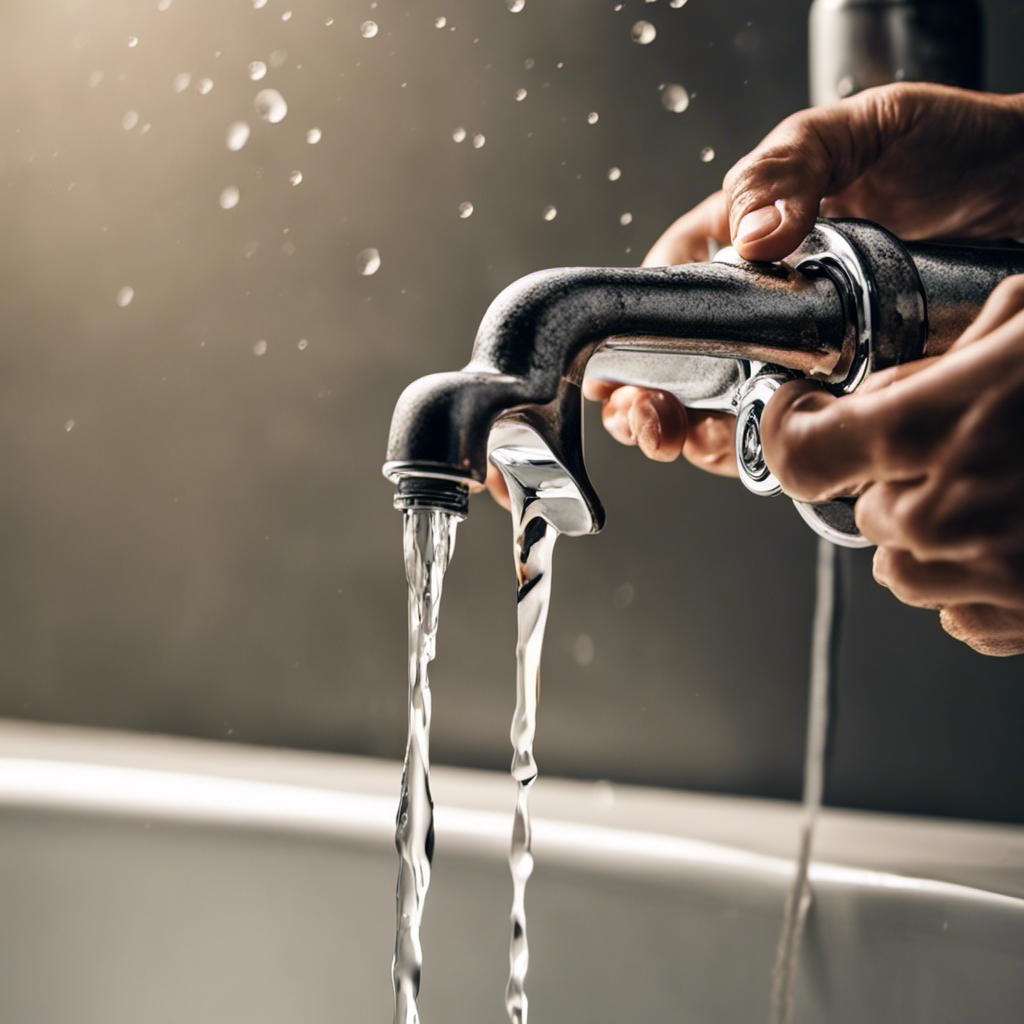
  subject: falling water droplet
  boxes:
[121,110,139,131]
[660,83,689,112]
[452,126,466,142]
[253,339,268,356]
[458,201,474,219]
[253,0,267,8]
[607,166,621,181]
[325,17,334,26]
[435,16,446,28]
[542,205,557,221]
[587,111,599,124]
[254,88,288,123]
[700,146,715,162]
[360,20,378,37]
[514,88,527,101]
[620,212,633,225]
[249,61,267,80]
[65,420,75,432]
[172,72,191,93]
[306,127,322,144]
[197,77,214,95]
[219,186,240,210]
[298,338,308,350]
[127,36,139,48]
[472,133,485,148]
[670,0,688,6]
[281,10,292,21]
[158,0,173,10]
[507,0,525,11]
[631,20,656,44]
[270,49,287,66]
[87,70,104,89]
[572,633,595,666]
[117,286,135,307]
[289,170,303,185]
[226,121,250,151]
[836,74,855,97]
[358,248,381,275]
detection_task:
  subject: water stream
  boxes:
[392,508,458,1024]
[769,538,843,1024]
[492,444,592,1024]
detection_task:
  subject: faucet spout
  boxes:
[384,252,850,530]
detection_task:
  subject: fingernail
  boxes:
[735,205,782,245]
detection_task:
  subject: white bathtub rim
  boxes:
[1,754,1021,924]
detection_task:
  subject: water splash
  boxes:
[661,83,689,113]
[226,121,250,151]
[631,20,656,44]
[393,510,459,1024]
[358,248,382,276]
[254,88,288,123]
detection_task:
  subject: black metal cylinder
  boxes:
[809,0,984,105]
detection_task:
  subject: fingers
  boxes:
[599,386,687,461]
[939,605,1024,657]
[872,546,1024,612]
[682,409,739,476]
[950,274,1024,351]
[642,191,731,267]
[723,85,916,261]
[760,361,977,502]
[484,461,511,511]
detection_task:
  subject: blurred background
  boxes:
[1,0,1022,822]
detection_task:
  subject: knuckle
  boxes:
[890,490,941,555]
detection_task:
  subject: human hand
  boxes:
[590,83,1024,473]
[759,275,1024,656]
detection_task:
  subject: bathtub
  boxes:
[0,719,1021,1023]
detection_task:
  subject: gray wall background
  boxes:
[1,0,1022,821]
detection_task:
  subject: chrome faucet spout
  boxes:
[384,219,1024,545]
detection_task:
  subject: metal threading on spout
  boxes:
[384,219,1024,543]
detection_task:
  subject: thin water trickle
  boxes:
[770,538,842,1024]
[393,509,458,1024]
[492,445,593,1024]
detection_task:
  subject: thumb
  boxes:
[725,85,913,262]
